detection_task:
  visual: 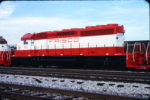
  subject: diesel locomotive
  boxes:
[0,24,149,70]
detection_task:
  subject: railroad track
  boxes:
[0,67,150,84]
[0,83,144,100]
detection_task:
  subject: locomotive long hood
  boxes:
[21,24,124,41]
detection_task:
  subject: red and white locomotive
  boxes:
[0,24,150,70]
[0,36,11,66]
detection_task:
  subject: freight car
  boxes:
[0,24,149,70]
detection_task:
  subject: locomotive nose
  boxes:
[0,36,11,66]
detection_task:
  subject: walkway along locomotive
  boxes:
[0,24,149,70]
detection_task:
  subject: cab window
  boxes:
[24,40,28,44]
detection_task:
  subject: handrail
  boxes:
[126,43,129,60]
[140,43,141,52]
[132,42,137,61]
[146,42,150,61]
[7,51,11,61]
[1,51,4,62]
[132,42,140,62]
[0,52,1,61]
[142,43,146,53]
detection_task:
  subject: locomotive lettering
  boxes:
[49,37,79,43]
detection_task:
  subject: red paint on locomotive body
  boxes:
[13,47,125,57]
[0,51,11,66]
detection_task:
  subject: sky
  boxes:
[0,0,149,44]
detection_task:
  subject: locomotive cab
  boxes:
[13,33,35,57]
[0,36,11,66]
[116,33,124,47]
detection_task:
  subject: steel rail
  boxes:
[0,67,149,75]
[0,70,149,84]
[0,91,50,100]
[0,67,149,84]
[0,83,144,100]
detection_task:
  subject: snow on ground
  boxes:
[0,74,149,99]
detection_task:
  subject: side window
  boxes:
[31,40,34,44]
[24,40,28,45]
[31,40,34,46]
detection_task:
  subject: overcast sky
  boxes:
[0,0,149,44]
